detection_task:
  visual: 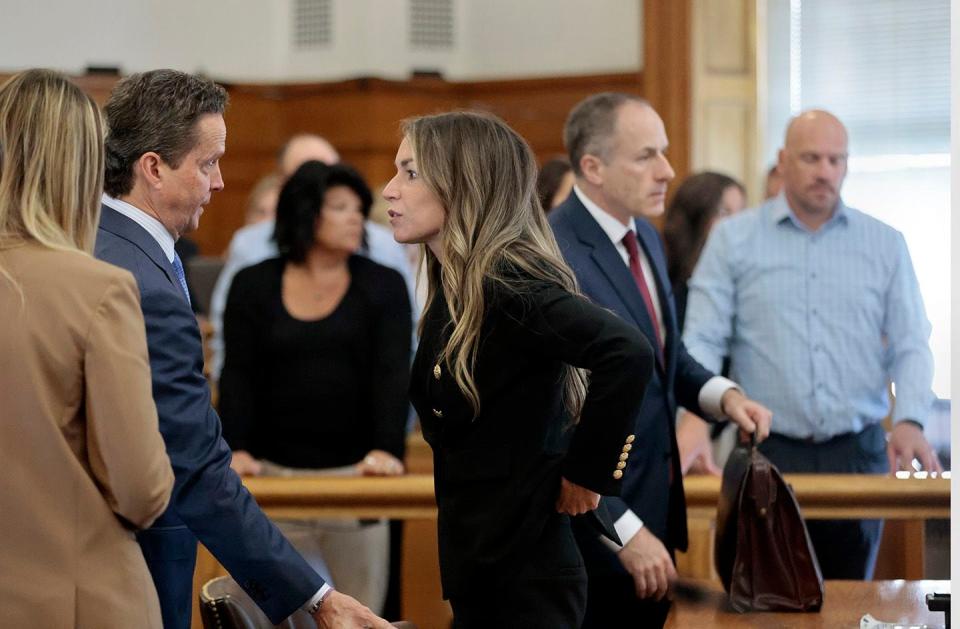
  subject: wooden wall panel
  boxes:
[6,57,695,255]
[701,102,749,181]
[691,0,760,202]
[195,73,646,254]
[463,73,645,160]
[644,0,693,230]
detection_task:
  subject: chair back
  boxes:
[199,576,419,629]
[199,576,316,629]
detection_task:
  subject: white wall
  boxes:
[453,0,641,80]
[0,0,641,81]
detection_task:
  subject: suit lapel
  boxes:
[99,205,179,289]
[633,219,677,368]
[566,200,665,371]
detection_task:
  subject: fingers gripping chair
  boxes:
[199,576,417,629]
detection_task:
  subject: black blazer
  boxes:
[551,194,716,554]
[410,273,654,598]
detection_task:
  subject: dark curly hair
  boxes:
[273,160,372,263]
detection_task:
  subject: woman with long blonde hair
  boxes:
[383,111,655,628]
[0,69,173,628]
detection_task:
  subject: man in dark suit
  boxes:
[550,92,772,628]
[94,69,388,629]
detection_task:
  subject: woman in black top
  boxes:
[662,171,746,330]
[662,171,746,476]
[219,161,411,613]
[382,111,655,628]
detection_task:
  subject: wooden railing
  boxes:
[189,473,948,629]
[243,475,437,519]
[682,474,950,520]
[241,473,948,521]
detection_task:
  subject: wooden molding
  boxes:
[643,0,693,206]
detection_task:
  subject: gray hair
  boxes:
[563,92,647,177]
[104,69,227,196]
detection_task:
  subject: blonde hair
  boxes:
[403,111,588,420]
[0,69,105,254]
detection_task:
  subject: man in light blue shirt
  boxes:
[208,134,416,382]
[683,110,941,579]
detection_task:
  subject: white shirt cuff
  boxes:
[302,584,333,615]
[600,509,644,553]
[698,376,741,419]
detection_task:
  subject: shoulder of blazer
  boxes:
[97,206,175,286]
[549,194,612,254]
[634,218,666,256]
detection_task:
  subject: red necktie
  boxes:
[622,230,664,360]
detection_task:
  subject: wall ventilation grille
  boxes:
[293,0,333,49]
[410,0,454,48]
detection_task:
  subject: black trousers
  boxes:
[581,571,671,629]
[574,520,673,629]
[448,514,587,629]
[758,423,890,579]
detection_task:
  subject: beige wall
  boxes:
[690,0,763,203]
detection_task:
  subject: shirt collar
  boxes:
[574,185,634,245]
[769,192,849,232]
[102,194,176,263]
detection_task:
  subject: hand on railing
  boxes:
[887,421,943,475]
[356,449,405,476]
[229,450,263,476]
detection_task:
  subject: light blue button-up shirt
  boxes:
[683,194,934,442]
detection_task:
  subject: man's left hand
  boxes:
[887,421,942,473]
[721,388,772,442]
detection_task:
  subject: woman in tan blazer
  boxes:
[0,70,174,628]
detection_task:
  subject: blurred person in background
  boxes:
[684,110,940,579]
[244,172,282,226]
[663,171,747,476]
[219,161,411,614]
[209,134,415,381]
[537,155,575,213]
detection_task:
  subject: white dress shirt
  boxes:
[573,186,739,549]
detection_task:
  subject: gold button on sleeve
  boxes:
[619,452,629,462]
[622,443,633,453]
[616,461,626,470]
[626,434,636,444]
[433,364,441,380]
[612,469,623,480]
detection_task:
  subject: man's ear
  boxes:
[136,152,165,190]
[580,154,605,187]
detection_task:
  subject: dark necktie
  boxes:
[622,230,664,358]
[624,230,675,486]
[172,252,192,306]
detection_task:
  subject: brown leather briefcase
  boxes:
[714,436,824,612]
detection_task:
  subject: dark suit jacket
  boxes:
[410,272,654,599]
[551,194,716,556]
[95,206,322,629]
